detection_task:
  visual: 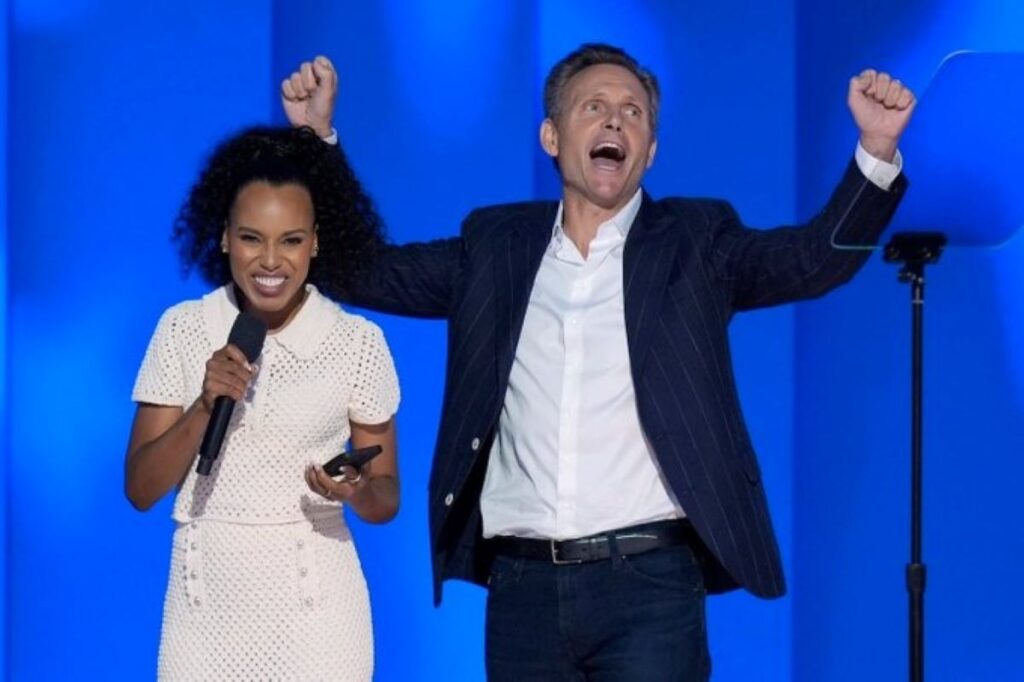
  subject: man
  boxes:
[282,44,913,680]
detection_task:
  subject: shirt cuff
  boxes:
[855,142,902,191]
[320,127,338,145]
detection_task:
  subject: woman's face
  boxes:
[223,180,317,331]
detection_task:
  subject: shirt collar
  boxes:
[202,283,337,361]
[551,188,644,255]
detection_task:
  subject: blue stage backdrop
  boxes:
[0,3,8,668]
[3,1,1022,680]
[793,2,1024,680]
[5,2,275,680]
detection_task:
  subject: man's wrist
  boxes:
[858,134,897,163]
[319,127,338,145]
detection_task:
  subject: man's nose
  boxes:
[603,114,622,132]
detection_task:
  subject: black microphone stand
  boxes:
[883,231,948,682]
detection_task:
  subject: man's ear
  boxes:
[539,118,559,158]
[645,138,658,169]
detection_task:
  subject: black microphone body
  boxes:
[196,312,267,476]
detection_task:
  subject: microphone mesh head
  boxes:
[228,312,268,363]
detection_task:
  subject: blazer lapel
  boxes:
[623,193,680,377]
[494,205,557,385]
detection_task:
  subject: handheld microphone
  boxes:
[196,312,267,476]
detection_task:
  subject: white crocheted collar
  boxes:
[202,284,338,360]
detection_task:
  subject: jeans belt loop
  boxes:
[607,532,624,567]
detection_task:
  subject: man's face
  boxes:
[541,63,657,212]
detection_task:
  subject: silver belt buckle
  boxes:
[550,539,580,565]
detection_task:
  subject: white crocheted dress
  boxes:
[132,285,399,681]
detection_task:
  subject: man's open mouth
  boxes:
[589,142,627,162]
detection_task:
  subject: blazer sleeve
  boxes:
[343,236,465,319]
[708,158,908,311]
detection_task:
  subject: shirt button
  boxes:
[190,570,198,580]
[305,597,314,608]
[296,539,305,550]
[193,597,201,607]
[445,493,454,506]
[471,437,481,451]
[299,567,309,577]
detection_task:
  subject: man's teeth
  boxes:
[591,143,626,160]
[255,276,285,287]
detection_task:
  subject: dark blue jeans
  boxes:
[485,543,711,681]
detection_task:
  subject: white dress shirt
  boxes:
[480,145,901,540]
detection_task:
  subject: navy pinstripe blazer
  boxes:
[346,160,906,604]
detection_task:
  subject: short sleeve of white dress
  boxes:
[348,322,400,424]
[132,306,187,407]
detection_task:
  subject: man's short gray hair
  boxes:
[543,43,660,131]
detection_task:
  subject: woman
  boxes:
[125,126,398,680]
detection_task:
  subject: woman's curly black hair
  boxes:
[173,126,386,298]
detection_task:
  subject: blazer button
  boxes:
[444,493,454,506]
[471,437,480,451]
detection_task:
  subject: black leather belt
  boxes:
[489,519,697,565]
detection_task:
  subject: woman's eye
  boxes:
[240,234,259,243]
